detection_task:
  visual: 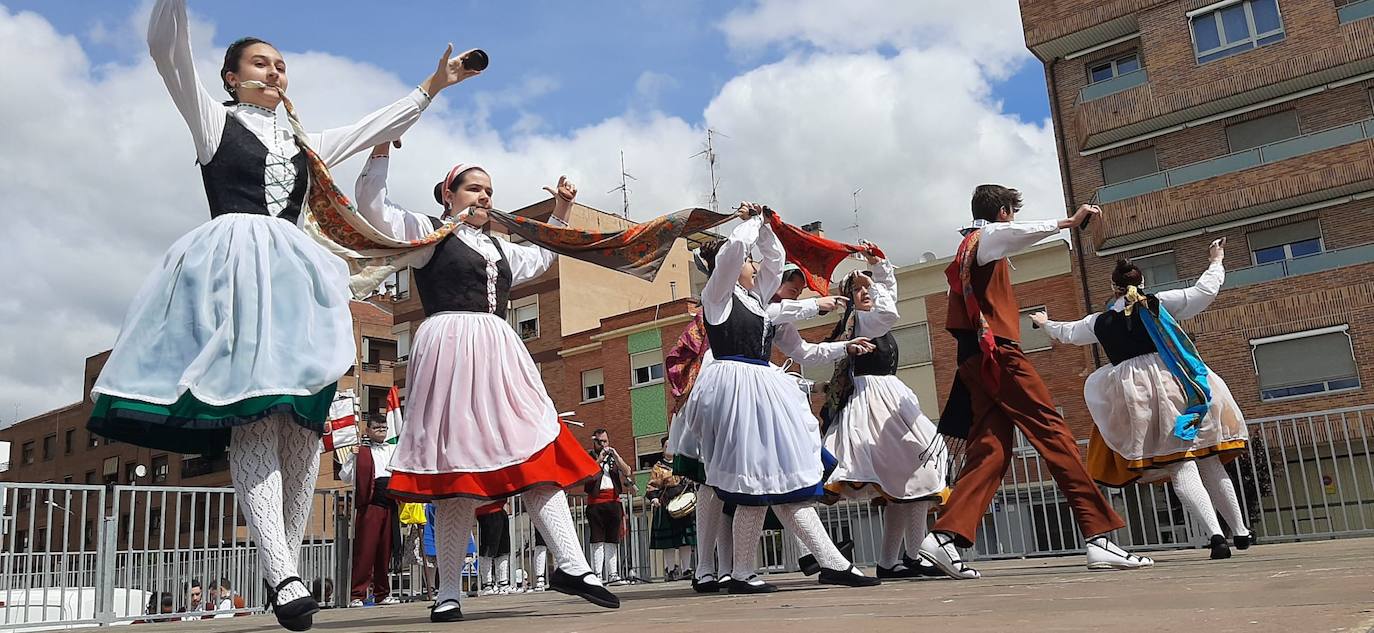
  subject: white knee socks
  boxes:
[605,545,620,580]
[434,497,481,603]
[1197,457,1250,537]
[522,486,596,580]
[229,415,314,605]
[677,544,694,571]
[534,545,548,580]
[591,543,606,579]
[495,554,510,587]
[694,487,724,579]
[773,503,850,570]
[902,501,933,561]
[1165,460,1223,536]
[881,503,920,568]
[730,505,766,580]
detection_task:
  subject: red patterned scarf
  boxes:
[945,229,1001,391]
[766,213,883,294]
[665,311,709,418]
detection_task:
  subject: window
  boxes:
[1100,148,1160,185]
[64,429,75,455]
[893,323,933,367]
[387,268,411,300]
[509,296,539,341]
[42,434,56,461]
[84,471,96,485]
[1248,220,1323,265]
[22,441,34,465]
[152,455,170,484]
[634,434,668,470]
[102,457,119,485]
[1088,52,1141,84]
[581,369,606,402]
[87,433,99,449]
[1131,251,1179,287]
[631,350,665,387]
[124,462,140,485]
[1226,111,1300,151]
[1252,326,1360,401]
[1020,306,1054,352]
[62,475,73,484]
[1190,0,1284,63]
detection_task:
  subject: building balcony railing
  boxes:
[360,360,397,373]
[1151,243,1374,293]
[1341,0,1374,24]
[1079,69,1149,103]
[1100,119,1373,204]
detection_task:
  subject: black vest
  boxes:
[199,114,307,222]
[413,217,513,317]
[706,293,775,361]
[1094,296,1162,365]
[852,331,899,376]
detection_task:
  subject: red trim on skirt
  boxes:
[388,424,599,502]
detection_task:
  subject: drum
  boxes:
[666,490,697,518]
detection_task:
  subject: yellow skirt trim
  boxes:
[1087,425,1247,488]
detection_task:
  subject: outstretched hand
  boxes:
[542,176,578,203]
[422,44,482,96]
[846,337,877,355]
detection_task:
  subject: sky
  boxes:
[0,0,1062,426]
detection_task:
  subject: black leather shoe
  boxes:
[550,569,620,609]
[818,566,881,587]
[797,553,821,576]
[264,577,319,632]
[727,576,778,594]
[876,564,920,579]
[1234,533,1255,550]
[430,598,463,623]
[1209,534,1232,560]
[692,575,720,593]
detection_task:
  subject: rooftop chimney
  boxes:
[801,221,824,237]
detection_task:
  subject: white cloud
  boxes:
[0,2,1063,423]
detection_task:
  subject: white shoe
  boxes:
[1085,536,1154,570]
[606,576,626,586]
[917,532,981,580]
[378,596,401,605]
[534,578,547,592]
[348,599,365,608]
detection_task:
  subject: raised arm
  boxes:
[1155,239,1227,320]
[502,177,578,285]
[355,148,440,241]
[703,211,764,325]
[976,204,1100,265]
[147,0,226,164]
[773,323,850,367]
[753,211,785,304]
[856,255,899,336]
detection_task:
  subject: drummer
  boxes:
[646,437,696,581]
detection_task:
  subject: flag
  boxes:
[384,386,403,445]
[322,390,360,453]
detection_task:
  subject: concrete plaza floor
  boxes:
[165,537,1374,633]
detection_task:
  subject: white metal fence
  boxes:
[2,405,1372,630]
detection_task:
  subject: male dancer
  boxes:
[919,185,1153,578]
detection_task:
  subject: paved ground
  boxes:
[161,538,1374,633]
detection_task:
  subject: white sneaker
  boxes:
[348,599,365,608]
[534,578,547,592]
[378,596,401,605]
[1085,536,1154,570]
[917,532,981,580]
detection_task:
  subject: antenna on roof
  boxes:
[844,188,863,238]
[690,128,728,214]
[607,151,637,219]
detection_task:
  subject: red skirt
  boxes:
[388,424,598,501]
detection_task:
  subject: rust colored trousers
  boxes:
[934,343,1125,547]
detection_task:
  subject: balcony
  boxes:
[1080,69,1149,103]
[1152,243,1374,292]
[1092,124,1374,250]
[1100,119,1373,204]
[1020,0,1149,60]
[1342,0,1374,24]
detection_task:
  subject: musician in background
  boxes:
[584,428,635,585]
[646,436,696,581]
[339,417,401,607]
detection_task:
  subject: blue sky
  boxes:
[8,0,1050,135]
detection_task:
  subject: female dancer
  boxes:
[667,204,879,594]
[821,248,949,578]
[88,1,471,628]
[354,143,617,622]
[1032,238,1251,559]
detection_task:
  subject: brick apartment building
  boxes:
[1021,0,1373,418]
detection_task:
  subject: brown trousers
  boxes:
[350,503,395,600]
[934,344,1125,547]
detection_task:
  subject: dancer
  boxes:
[475,501,513,594]
[668,204,880,594]
[354,142,618,622]
[920,186,1151,578]
[87,1,471,628]
[820,248,949,579]
[646,437,696,581]
[1031,239,1251,559]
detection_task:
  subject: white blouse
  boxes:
[701,215,784,327]
[973,220,1062,266]
[354,156,559,301]
[852,259,899,338]
[769,298,849,367]
[1041,261,1226,347]
[149,0,430,216]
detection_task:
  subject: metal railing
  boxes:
[1079,69,1149,103]
[3,404,1372,629]
[1098,118,1373,203]
[1150,243,1374,292]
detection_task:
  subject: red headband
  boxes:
[440,163,487,207]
